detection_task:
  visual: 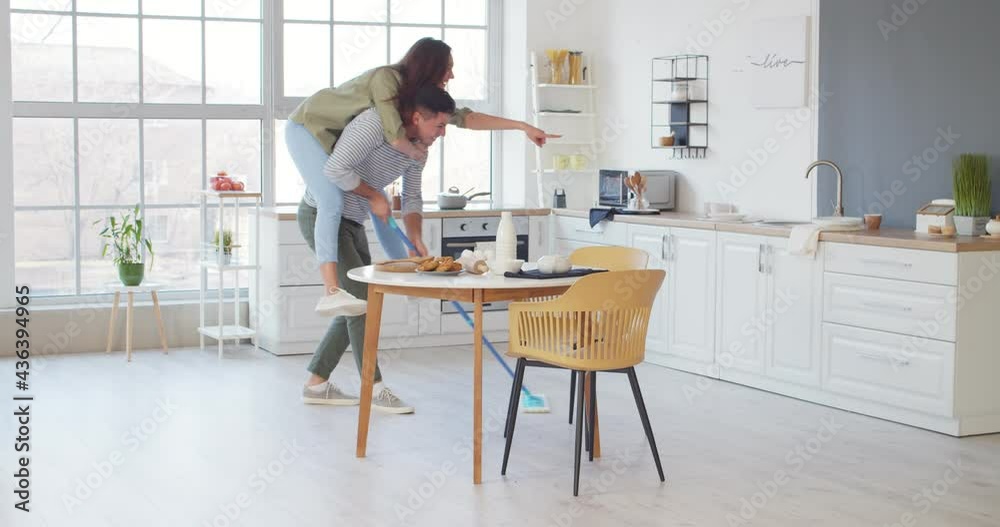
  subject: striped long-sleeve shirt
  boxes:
[304,108,424,223]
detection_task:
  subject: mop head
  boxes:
[520,392,550,413]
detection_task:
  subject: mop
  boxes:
[386,217,549,413]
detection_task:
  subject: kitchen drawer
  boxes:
[279,245,321,286]
[824,243,957,286]
[554,215,628,246]
[823,273,956,341]
[822,323,954,416]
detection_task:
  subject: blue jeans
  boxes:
[284,121,407,263]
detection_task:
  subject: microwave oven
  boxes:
[598,169,677,210]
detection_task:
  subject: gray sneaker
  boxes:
[372,386,414,414]
[302,383,360,406]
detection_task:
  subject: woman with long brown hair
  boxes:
[287,38,557,409]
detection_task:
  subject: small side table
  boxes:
[105,282,169,362]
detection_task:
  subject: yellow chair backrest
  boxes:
[508,270,666,371]
[569,246,649,271]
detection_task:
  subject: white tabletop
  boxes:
[104,282,164,293]
[347,265,583,290]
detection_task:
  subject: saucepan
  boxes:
[437,186,491,210]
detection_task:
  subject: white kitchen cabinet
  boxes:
[715,233,822,387]
[765,237,823,387]
[626,224,670,357]
[627,224,716,373]
[715,233,768,375]
[664,228,718,372]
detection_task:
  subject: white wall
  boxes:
[514,0,821,219]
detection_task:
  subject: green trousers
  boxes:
[298,200,382,383]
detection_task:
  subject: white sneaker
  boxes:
[315,289,367,317]
[372,386,414,414]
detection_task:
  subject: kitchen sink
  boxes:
[753,220,813,227]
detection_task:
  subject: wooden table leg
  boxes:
[151,291,168,354]
[473,289,484,484]
[356,286,384,458]
[126,292,134,363]
[106,291,120,353]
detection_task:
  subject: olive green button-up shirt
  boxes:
[289,65,472,154]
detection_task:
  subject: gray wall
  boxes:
[818,0,1000,228]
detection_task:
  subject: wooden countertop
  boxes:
[260,205,552,221]
[552,209,1000,253]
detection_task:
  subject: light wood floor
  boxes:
[5,345,999,527]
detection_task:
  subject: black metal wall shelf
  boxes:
[651,54,709,160]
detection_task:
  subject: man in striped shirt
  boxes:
[299,86,455,413]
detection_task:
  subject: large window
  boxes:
[10,0,264,298]
[274,0,497,204]
[9,0,498,300]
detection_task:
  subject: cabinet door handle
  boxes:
[855,350,910,366]
[767,244,775,274]
[666,234,674,261]
[860,258,913,269]
[661,233,668,261]
[861,301,914,313]
[758,244,765,273]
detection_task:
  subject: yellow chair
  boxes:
[502,270,666,496]
[564,246,648,424]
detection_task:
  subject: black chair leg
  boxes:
[568,370,577,424]
[587,371,597,462]
[503,358,523,440]
[627,367,665,482]
[573,369,586,496]
[502,358,527,476]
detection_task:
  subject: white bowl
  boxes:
[537,255,571,274]
[500,259,524,274]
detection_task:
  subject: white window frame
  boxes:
[2,0,15,309]
[6,0,272,304]
[2,0,503,304]
[270,0,503,206]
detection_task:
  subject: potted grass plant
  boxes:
[213,229,234,264]
[95,204,154,286]
[953,153,992,236]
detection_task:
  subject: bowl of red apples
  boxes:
[210,171,245,192]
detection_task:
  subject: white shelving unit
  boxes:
[529,51,598,209]
[199,190,262,358]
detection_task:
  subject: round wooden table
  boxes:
[347,265,584,484]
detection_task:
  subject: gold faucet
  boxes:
[805,160,844,217]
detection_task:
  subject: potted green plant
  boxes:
[213,229,234,264]
[95,205,154,286]
[953,153,992,235]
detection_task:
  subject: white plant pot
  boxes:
[954,216,989,236]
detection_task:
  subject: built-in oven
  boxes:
[440,216,529,313]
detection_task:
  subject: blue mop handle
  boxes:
[386,217,532,396]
